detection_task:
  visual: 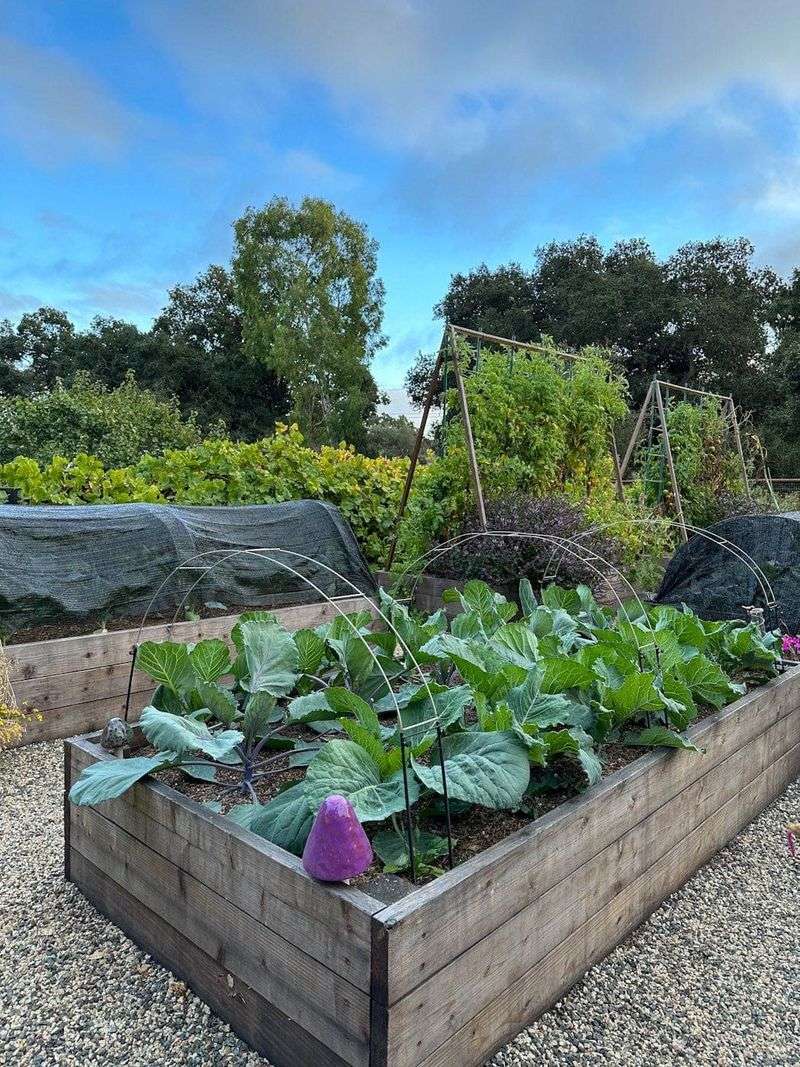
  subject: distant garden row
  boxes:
[0,339,763,588]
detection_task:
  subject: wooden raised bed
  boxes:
[64,666,800,1066]
[7,594,375,746]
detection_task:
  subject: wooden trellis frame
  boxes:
[385,324,625,568]
[619,377,753,542]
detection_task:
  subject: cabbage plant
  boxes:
[68,581,781,871]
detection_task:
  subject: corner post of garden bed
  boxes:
[369,911,391,1067]
[63,739,73,882]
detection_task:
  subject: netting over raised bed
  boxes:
[654,512,800,630]
[0,500,375,636]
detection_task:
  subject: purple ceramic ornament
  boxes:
[302,794,373,882]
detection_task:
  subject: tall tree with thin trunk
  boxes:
[232,196,385,448]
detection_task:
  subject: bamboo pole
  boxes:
[726,397,752,500]
[449,324,586,364]
[611,431,625,502]
[654,380,688,541]
[654,379,731,402]
[384,345,445,569]
[448,325,488,529]
[619,380,655,479]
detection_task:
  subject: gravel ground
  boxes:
[1,741,798,1067]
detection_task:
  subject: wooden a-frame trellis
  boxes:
[619,377,753,543]
[385,324,626,568]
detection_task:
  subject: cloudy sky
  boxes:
[3,1,800,390]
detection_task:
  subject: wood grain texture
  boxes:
[68,742,378,990]
[376,669,800,1005]
[414,739,800,1067]
[20,689,153,744]
[69,850,353,1067]
[11,594,375,745]
[9,594,374,681]
[382,703,800,1066]
[70,804,371,1067]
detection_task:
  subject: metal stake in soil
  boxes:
[436,721,455,870]
[123,643,138,723]
[398,730,417,883]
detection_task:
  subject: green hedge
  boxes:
[0,424,408,564]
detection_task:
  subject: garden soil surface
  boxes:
[2,740,799,1066]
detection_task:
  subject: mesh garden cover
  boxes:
[654,513,800,631]
[0,500,375,636]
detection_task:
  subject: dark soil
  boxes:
[153,730,670,891]
[6,600,286,645]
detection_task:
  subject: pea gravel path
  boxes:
[1,742,798,1067]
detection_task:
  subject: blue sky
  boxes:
[3,1,800,396]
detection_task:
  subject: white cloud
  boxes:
[0,35,134,163]
[756,164,800,217]
[137,1,800,158]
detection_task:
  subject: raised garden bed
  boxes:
[6,594,375,746]
[65,665,800,1067]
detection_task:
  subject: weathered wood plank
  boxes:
[68,743,375,990]
[10,594,376,745]
[20,689,153,745]
[415,739,800,1067]
[376,668,800,1004]
[15,657,154,712]
[69,850,352,1067]
[68,739,382,980]
[8,594,375,681]
[382,704,800,1066]
[70,804,371,1067]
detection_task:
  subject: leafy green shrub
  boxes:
[393,340,672,573]
[0,371,206,467]
[67,580,780,874]
[0,423,407,564]
[638,398,748,528]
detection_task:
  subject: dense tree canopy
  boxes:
[408,235,799,473]
[0,197,385,450]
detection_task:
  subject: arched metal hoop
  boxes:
[126,545,451,882]
[541,518,778,623]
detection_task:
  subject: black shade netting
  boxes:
[0,500,375,636]
[654,513,800,631]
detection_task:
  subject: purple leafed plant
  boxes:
[427,494,622,593]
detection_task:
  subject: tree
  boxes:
[423,234,783,414]
[1,307,76,391]
[363,413,431,458]
[433,263,539,341]
[232,196,385,447]
[0,371,203,467]
[664,239,779,413]
[153,265,289,439]
[0,320,26,394]
[534,237,677,397]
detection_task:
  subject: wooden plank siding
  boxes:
[68,738,381,990]
[65,667,800,1067]
[372,668,800,1007]
[376,699,800,1066]
[66,735,383,1067]
[69,851,354,1067]
[9,594,376,745]
[413,741,800,1067]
